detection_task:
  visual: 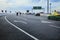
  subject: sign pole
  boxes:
[47,0,49,14]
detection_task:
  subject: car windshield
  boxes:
[0,0,60,40]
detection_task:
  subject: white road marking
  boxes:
[50,25,60,28]
[16,17,27,21]
[5,16,39,40]
[14,20,27,24]
[41,20,52,23]
[20,17,27,21]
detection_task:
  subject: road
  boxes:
[0,13,60,40]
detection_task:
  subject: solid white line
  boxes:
[50,25,60,28]
[14,20,27,24]
[5,16,39,40]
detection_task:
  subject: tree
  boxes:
[27,10,29,13]
[5,10,7,13]
[10,11,11,13]
[1,10,3,13]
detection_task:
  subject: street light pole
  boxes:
[47,0,49,14]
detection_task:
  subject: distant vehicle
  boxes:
[35,13,40,16]
[48,10,60,20]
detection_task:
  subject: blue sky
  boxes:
[0,0,60,13]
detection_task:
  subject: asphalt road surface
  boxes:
[0,13,60,40]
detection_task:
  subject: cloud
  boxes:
[0,0,44,9]
[51,2,60,11]
[15,0,30,6]
[0,0,60,13]
[0,0,13,9]
[51,0,60,2]
[7,0,32,7]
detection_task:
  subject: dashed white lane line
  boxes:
[5,16,39,40]
[20,17,27,21]
[49,25,60,28]
[16,17,27,21]
[14,20,27,24]
[41,20,52,23]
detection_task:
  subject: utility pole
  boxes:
[47,0,49,14]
